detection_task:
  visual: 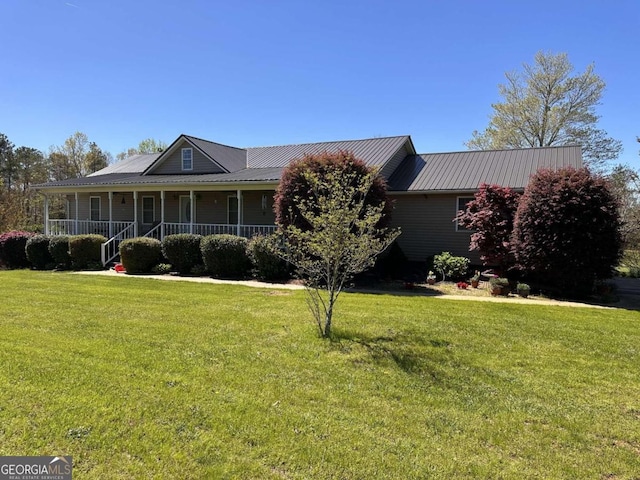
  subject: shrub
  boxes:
[433,251,470,281]
[48,236,72,269]
[455,183,521,269]
[274,150,392,231]
[201,234,251,278]
[247,235,291,281]
[161,234,203,274]
[69,234,107,270]
[375,241,408,279]
[0,231,35,269]
[512,167,622,298]
[26,235,54,270]
[152,263,172,275]
[119,237,163,274]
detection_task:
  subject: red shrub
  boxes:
[0,230,35,269]
[512,167,621,298]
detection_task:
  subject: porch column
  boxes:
[189,190,195,234]
[160,190,165,239]
[236,189,242,236]
[108,192,113,238]
[133,191,138,237]
[43,195,49,235]
[74,192,79,235]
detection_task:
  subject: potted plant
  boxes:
[489,277,509,296]
[427,271,436,285]
[517,283,531,298]
[470,271,480,288]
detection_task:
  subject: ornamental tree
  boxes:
[455,184,521,270]
[512,167,621,297]
[274,151,399,338]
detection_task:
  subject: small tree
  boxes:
[512,167,621,297]
[455,184,521,270]
[275,152,399,338]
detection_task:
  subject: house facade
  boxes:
[34,134,583,265]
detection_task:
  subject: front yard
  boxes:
[0,271,639,478]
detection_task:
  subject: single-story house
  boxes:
[33,134,582,265]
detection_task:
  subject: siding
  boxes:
[389,193,480,264]
[151,141,225,175]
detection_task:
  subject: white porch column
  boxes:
[43,195,49,235]
[74,192,79,235]
[108,192,113,238]
[236,189,242,236]
[160,190,166,239]
[189,190,195,234]
[133,191,138,237]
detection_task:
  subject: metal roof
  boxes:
[183,135,247,172]
[36,168,283,189]
[246,135,411,169]
[387,145,583,192]
[87,153,160,176]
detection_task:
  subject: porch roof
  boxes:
[34,167,284,190]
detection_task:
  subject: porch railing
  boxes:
[100,223,136,266]
[143,223,277,239]
[48,219,133,237]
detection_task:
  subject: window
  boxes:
[455,196,475,231]
[182,148,193,171]
[142,196,155,224]
[227,195,238,224]
[90,196,101,221]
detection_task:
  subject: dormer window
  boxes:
[182,148,193,171]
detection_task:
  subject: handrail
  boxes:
[100,222,136,266]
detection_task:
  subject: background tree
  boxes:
[274,152,399,338]
[608,164,640,249]
[467,51,622,171]
[116,138,167,161]
[50,131,110,179]
[455,183,520,271]
[512,167,621,298]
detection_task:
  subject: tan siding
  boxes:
[389,193,480,263]
[152,140,225,174]
[242,191,275,225]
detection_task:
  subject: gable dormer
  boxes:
[143,135,247,175]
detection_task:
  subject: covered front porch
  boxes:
[43,188,278,265]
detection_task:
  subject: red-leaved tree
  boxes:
[455,184,521,270]
[512,167,621,297]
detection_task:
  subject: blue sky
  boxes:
[2,0,638,169]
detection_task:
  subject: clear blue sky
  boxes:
[2,0,638,169]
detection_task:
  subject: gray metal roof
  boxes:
[388,145,583,192]
[88,153,160,176]
[36,168,283,189]
[246,135,411,169]
[183,135,247,172]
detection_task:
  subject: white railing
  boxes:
[101,223,136,266]
[145,223,277,239]
[48,220,133,237]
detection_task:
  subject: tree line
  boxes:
[0,133,166,233]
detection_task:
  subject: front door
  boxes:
[179,195,191,223]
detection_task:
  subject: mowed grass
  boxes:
[0,271,639,479]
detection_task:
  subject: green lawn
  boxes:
[0,271,639,479]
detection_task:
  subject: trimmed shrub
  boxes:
[48,236,72,269]
[69,234,107,270]
[161,234,203,274]
[247,235,291,281]
[152,263,172,275]
[0,231,35,269]
[274,150,393,231]
[433,251,470,281]
[375,241,408,279]
[201,234,251,279]
[119,237,163,274]
[513,167,622,298]
[26,235,54,270]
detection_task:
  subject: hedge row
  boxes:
[0,232,106,270]
[118,233,290,280]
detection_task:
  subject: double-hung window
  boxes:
[90,196,101,221]
[142,196,155,224]
[455,196,475,231]
[182,148,193,171]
